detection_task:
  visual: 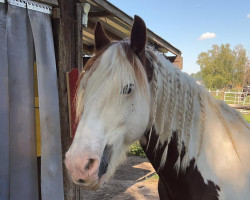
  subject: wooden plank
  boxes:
[89,11,111,18]
[66,72,72,138]
[83,29,94,39]
[51,0,81,199]
[167,56,176,63]
[83,37,94,45]
[76,3,83,71]
[35,0,58,6]
[229,104,250,110]
[173,55,183,70]
[83,44,94,54]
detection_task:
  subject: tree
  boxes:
[243,60,250,86]
[196,44,248,89]
[191,71,202,81]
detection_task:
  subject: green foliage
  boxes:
[243,114,250,123]
[128,141,146,157]
[196,44,248,89]
[243,60,250,86]
[208,89,224,100]
[191,71,202,81]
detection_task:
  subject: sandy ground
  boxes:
[83,156,159,200]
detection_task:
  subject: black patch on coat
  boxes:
[140,128,220,200]
[98,145,112,178]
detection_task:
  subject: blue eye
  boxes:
[122,84,134,95]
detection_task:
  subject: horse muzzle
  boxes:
[65,145,112,190]
[74,174,106,190]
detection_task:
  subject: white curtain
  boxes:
[0,2,10,199]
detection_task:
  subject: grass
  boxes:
[146,173,159,181]
[209,91,224,101]
[243,114,250,123]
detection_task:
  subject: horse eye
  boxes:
[122,84,134,95]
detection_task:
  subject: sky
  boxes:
[107,0,250,74]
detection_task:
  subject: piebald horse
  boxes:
[65,16,250,200]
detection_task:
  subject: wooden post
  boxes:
[167,55,183,70]
[173,55,183,70]
[76,3,83,71]
[51,0,80,199]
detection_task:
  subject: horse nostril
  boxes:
[85,158,95,170]
[78,179,85,184]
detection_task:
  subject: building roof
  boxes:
[81,0,182,56]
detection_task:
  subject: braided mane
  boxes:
[146,46,250,172]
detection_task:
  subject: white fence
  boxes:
[224,91,250,106]
[209,89,250,114]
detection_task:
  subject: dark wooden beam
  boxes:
[167,56,176,63]
[229,104,250,110]
[52,0,80,199]
[82,44,94,55]
[82,35,94,45]
[76,3,83,71]
[35,0,58,6]
[88,11,112,18]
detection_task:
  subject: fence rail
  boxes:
[209,89,250,114]
[224,91,250,105]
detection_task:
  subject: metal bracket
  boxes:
[8,0,27,8]
[82,3,90,27]
[27,0,52,14]
[7,0,52,14]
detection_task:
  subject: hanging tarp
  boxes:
[0,1,64,199]
[0,1,9,199]
[7,1,38,199]
[28,2,64,199]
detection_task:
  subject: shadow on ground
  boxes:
[82,156,159,200]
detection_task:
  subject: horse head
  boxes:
[65,16,152,190]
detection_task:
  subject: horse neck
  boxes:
[141,52,250,198]
[146,52,249,170]
[145,52,204,171]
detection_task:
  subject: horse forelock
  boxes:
[75,41,149,122]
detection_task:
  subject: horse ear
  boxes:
[130,15,147,59]
[94,21,111,51]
